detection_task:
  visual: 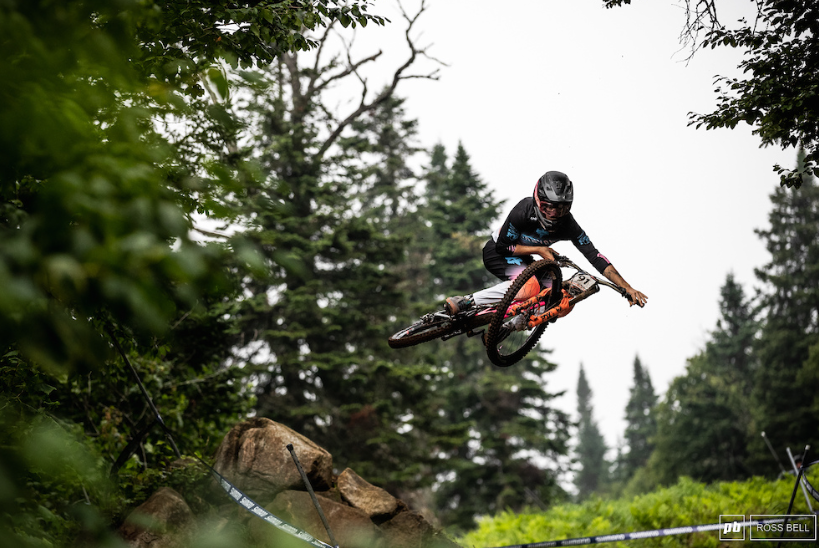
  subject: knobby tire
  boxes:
[388,316,457,348]
[388,309,495,349]
[485,260,563,367]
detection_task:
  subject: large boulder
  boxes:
[337,468,400,520]
[249,490,382,548]
[213,418,333,501]
[119,487,196,548]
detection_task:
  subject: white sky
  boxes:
[330,0,792,454]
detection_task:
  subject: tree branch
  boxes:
[282,52,306,117]
[677,0,734,61]
[315,0,440,160]
[192,226,230,239]
[313,49,383,96]
[306,20,339,98]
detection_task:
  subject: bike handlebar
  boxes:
[550,254,634,304]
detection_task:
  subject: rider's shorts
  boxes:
[482,239,537,282]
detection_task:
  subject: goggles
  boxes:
[538,200,570,216]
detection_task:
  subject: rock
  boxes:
[249,490,382,548]
[379,510,435,548]
[393,487,440,528]
[315,485,343,504]
[119,487,196,548]
[213,418,333,501]
[337,468,399,520]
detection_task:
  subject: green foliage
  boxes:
[461,475,814,548]
[0,403,124,548]
[574,365,609,500]
[0,1,387,546]
[0,1,225,371]
[0,0,384,368]
[133,0,384,84]
[0,296,256,542]
[690,3,819,187]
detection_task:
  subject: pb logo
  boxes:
[720,515,745,541]
[723,522,741,534]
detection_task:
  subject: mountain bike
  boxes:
[388,254,633,367]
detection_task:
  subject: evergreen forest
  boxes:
[2,1,819,547]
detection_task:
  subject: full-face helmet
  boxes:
[533,171,573,229]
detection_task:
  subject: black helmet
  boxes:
[533,171,573,229]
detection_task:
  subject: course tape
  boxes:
[486,516,814,548]
[202,460,334,548]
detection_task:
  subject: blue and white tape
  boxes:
[206,463,334,548]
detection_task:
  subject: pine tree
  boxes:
[574,365,609,500]
[621,356,657,480]
[649,274,756,484]
[749,151,819,473]
[220,52,446,489]
[425,142,503,294]
[414,144,570,531]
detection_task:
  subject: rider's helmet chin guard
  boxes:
[534,171,573,230]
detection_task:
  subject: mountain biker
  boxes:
[444,171,648,315]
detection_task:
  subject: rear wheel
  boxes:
[485,260,563,367]
[388,315,456,349]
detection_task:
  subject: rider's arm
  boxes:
[602,265,648,308]
[512,244,556,261]
[565,219,613,276]
[494,199,533,256]
[566,219,647,307]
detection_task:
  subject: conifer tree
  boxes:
[749,152,819,473]
[425,142,503,293]
[649,274,756,484]
[574,365,609,499]
[621,356,657,480]
[217,39,447,489]
[416,144,570,531]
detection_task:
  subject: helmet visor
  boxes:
[538,200,570,218]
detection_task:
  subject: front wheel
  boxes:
[388,314,456,349]
[485,260,563,367]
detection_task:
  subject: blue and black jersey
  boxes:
[485,197,612,280]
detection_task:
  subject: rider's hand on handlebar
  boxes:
[538,247,557,262]
[625,287,648,308]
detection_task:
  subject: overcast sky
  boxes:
[330,0,793,455]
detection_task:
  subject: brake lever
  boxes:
[551,253,568,266]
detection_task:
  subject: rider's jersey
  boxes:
[492,197,612,275]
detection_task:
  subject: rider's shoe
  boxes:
[444,295,475,315]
